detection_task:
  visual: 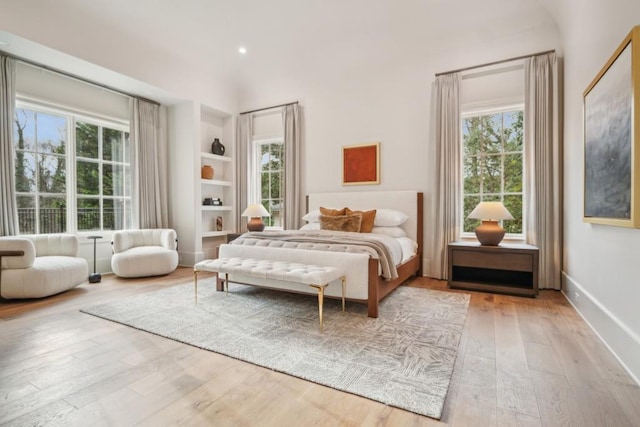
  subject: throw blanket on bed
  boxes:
[230,230,399,280]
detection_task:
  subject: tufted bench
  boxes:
[194,257,346,330]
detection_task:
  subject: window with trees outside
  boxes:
[14,103,131,234]
[255,138,285,228]
[462,108,524,235]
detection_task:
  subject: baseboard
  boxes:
[178,250,204,267]
[562,272,640,385]
[422,257,430,277]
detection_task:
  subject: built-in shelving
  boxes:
[202,230,234,238]
[201,205,232,211]
[167,101,235,265]
[200,179,232,187]
[201,152,232,163]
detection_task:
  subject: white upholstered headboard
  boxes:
[307,191,423,245]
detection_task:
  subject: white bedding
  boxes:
[397,237,418,263]
[298,223,417,263]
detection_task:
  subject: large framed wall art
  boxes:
[584,26,640,227]
[342,142,380,185]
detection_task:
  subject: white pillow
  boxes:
[299,222,320,230]
[302,209,321,222]
[370,226,407,238]
[373,209,408,227]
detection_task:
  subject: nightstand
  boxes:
[448,241,539,297]
[226,233,243,243]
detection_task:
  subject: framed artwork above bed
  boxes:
[342,142,380,185]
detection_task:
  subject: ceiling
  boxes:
[62,0,557,74]
[0,0,559,105]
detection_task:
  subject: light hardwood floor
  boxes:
[1,267,639,426]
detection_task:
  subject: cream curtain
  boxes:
[282,104,302,230]
[430,73,462,280]
[130,98,169,229]
[235,114,254,232]
[0,56,19,236]
[524,53,562,289]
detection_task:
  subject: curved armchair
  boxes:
[0,234,88,299]
[111,229,178,278]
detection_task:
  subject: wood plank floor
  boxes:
[1,267,639,426]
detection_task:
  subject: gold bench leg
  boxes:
[341,276,346,313]
[309,284,328,332]
[194,270,198,303]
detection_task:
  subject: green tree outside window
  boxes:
[463,110,524,234]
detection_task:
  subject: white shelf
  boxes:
[202,230,233,238]
[201,152,232,162]
[201,179,232,187]
[201,205,232,211]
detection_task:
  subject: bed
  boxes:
[217,190,423,317]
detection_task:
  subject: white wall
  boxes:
[0,2,236,112]
[16,62,129,121]
[539,0,640,383]
[237,23,560,276]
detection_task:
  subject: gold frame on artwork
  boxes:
[583,26,640,227]
[342,142,380,185]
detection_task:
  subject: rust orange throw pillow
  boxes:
[319,214,362,232]
[345,208,376,233]
[320,206,347,216]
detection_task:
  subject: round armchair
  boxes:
[111,229,178,278]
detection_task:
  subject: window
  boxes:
[462,108,524,235]
[14,108,68,234]
[13,102,131,234]
[76,122,131,231]
[254,138,285,228]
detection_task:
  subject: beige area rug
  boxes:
[80,281,470,419]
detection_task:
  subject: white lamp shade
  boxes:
[468,201,514,220]
[242,204,271,218]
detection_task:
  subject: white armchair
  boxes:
[0,234,89,299]
[111,229,178,278]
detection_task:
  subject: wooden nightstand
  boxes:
[226,233,243,243]
[448,241,539,297]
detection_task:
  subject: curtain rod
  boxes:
[240,101,298,115]
[0,50,161,106]
[435,49,556,77]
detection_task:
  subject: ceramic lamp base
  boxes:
[474,220,506,246]
[246,217,265,232]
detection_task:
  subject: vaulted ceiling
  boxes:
[56,0,558,78]
[0,0,560,106]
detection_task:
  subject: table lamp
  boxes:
[241,204,271,231]
[467,201,514,246]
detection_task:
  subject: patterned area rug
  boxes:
[80,281,470,419]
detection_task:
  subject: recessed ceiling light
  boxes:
[238,46,247,55]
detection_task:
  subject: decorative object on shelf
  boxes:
[583,26,640,228]
[467,201,514,246]
[212,198,222,206]
[216,216,223,231]
[203,198,213,205]
[87,235,103,283]
[241,204,271,231]
[342,142,380,185]
[211,138,225,156]
[201,165,214,180]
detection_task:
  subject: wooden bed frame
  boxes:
[217,190,423,318]
[338,192,423,317]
